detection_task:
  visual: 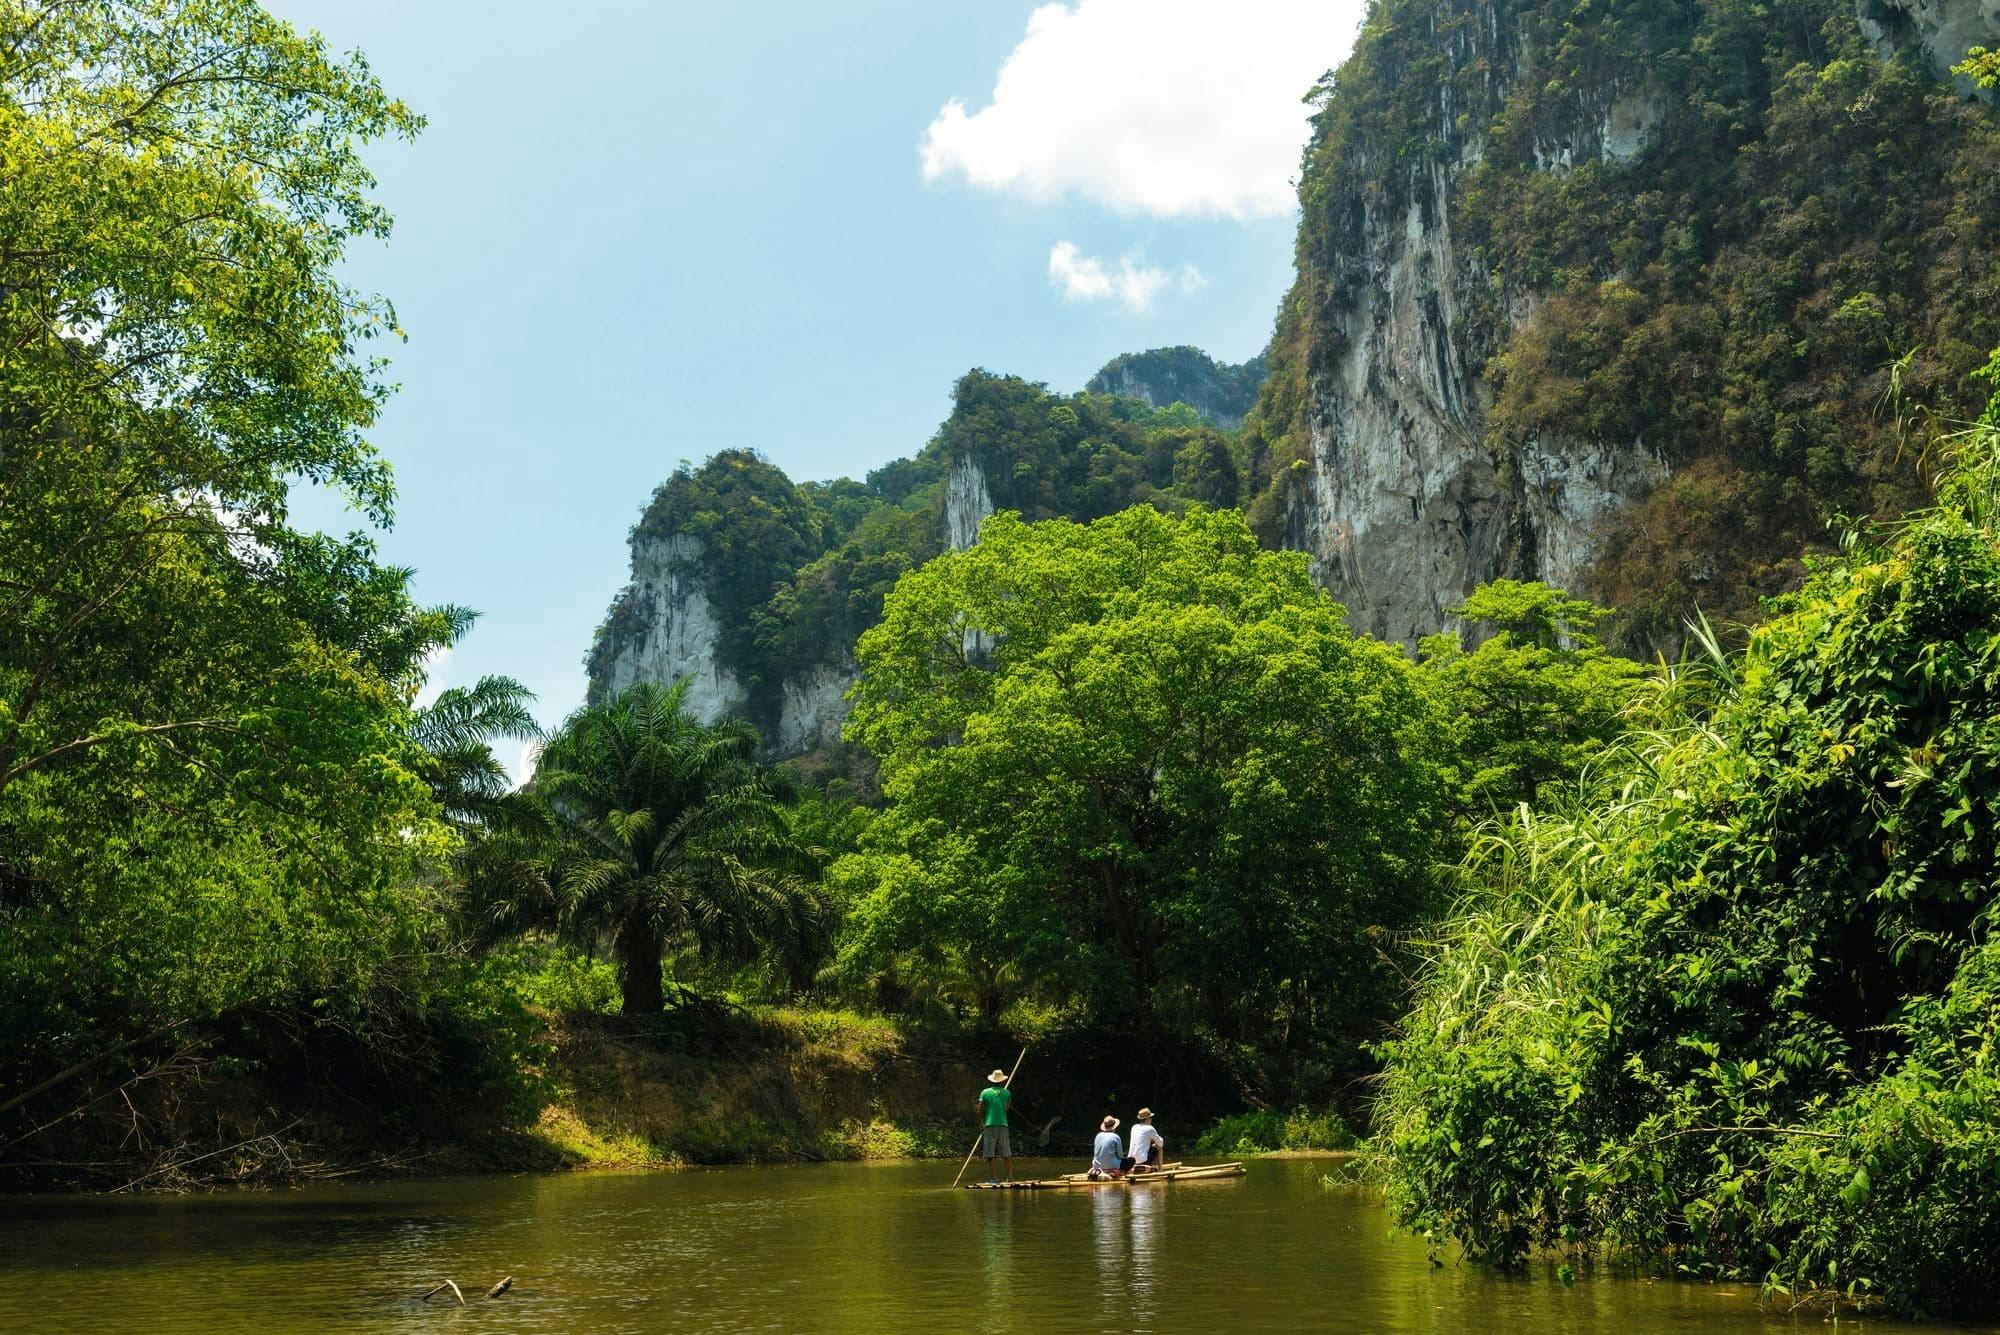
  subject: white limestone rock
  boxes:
[596,533,744,725]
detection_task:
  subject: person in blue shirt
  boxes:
[1089,1115,1125,1179]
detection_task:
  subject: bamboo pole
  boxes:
[951,1045,1028,1189]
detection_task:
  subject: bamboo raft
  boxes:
[965,1161,1245,1190]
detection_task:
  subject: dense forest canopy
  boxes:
[0,0,469,1097]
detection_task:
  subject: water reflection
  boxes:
[979,1185,1017,1311]
[1,1161,1985,1334]
[1084,1182,1165,1327]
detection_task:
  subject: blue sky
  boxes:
[272,1,1364,760]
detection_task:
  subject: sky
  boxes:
[270,0,1368,766]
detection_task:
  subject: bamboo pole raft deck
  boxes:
[964,1161,1245,1190]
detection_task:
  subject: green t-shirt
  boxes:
[979,1085,1011,1127]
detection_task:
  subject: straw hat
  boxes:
[1136,1108,1153,1120]
[1101,1115,1120,1131]
[987,1069,1007,1083]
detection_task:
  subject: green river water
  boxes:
[0,1158,1988,1333]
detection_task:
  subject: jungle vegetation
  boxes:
[8,2,2000,1320]
[585,371,1254,732]
[833,506,1455,1087]
[1375,354,2000,1318]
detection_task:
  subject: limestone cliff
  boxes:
[591,532,745,725]
[588,367,1226,758]
[1246,0,2000,649]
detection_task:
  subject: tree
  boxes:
[0,1,453,1108]
[521,681,832,1016]
[412,657,541,829]
[839,505,1453,1064]
[1418,580,1648,812]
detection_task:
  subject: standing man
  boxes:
[1128,1108,1164,1173]
[979,1067,1014,1184]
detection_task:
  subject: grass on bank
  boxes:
[1192,1108,1358,1156]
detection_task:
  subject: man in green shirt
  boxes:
[978,1068,1013,1183]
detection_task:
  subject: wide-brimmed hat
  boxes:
[987,1069,1007,1083]
[1136,1107,1153,1120]
[1101,1115,1120,1131]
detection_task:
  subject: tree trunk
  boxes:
[617,915,665,1016]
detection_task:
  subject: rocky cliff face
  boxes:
[1249,0,2000,648]
[1275,76,1672,644]
[1085,346,1269,430]
[1863,0,2000,95]
[588,367,1234,760]
[592,533,746,724]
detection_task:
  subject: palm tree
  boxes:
[521,680,832,1015]
[412,674,541,827]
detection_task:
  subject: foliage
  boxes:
[836,505,1453,1062]
[1193,1108,1357,1155]
[0,0,471,1128]
[487,938,623,1015]
[413,666,540,827]
[1374,391,2000,1317]
[1246,0,2000,651]
[1956,46,2000,90]
[1418,581,1650,812]
[483,681,836,1016]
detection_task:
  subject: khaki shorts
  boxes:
[981,1125,1012,1158]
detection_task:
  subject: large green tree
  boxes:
[837,505,1453,1065]
[0,1,448,1121]
[513,681,833,1016]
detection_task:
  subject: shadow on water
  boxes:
[0,1160,1983,1333]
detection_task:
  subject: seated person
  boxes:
[1089,1115,1126,1179]
[1127,1108,1164,1172]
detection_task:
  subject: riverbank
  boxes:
[1,995,1369,1192]
[511,1006,975,1171]
[0,1004,981,1192]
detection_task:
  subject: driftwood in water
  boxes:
[418,1276,514,1304]
[417,1279,465,1305]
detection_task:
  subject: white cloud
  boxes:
[1048,241,1203,313]
[511,738,540,790]
[921,0,1366,219]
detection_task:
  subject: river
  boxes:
[0,1158,1977,1332]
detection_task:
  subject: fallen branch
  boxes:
[111,1119,304,1193]
[0,1027,171,1118]
[484,1276,513,1299]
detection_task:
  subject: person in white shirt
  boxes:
[1089,1116,1125,1179]
[1127,1108,1164,1173]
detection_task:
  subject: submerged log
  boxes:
[484,1276,513,1300]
